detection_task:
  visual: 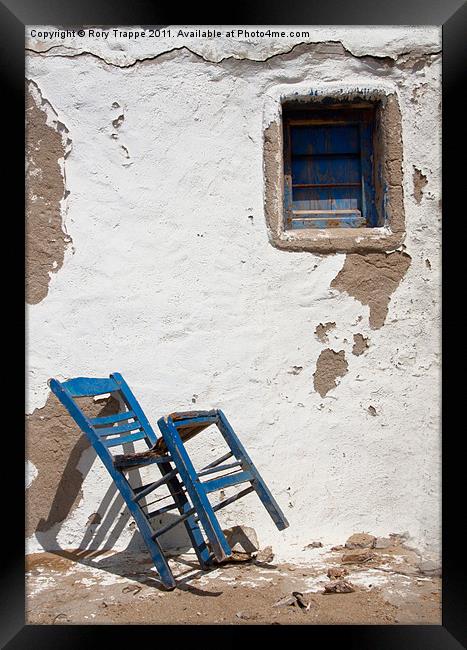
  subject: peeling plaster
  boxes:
[315,322,336,344]
[413,167,428,204]
[26,80,72,304]
[331,252,412,329]
[313,349,349,397]
[26,393,119,537]
[352,334,369,356]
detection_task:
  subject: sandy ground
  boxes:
[26,540,441,625]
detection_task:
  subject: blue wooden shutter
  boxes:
[284,109,377,229]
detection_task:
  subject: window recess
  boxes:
[283,105,379,229]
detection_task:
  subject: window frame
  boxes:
[283,103,380,231]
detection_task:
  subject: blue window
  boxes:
[283,104,380,229]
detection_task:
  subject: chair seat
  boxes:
[113,446,168,469]
[155,409,218,453]
[113,410,218,465]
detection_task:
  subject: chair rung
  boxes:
[152,507,196,538]
[191,486,256,524]
[146,502,180,520]
[104,432,146,447]
[212,485,255,512]
[114,454,171,470]
[97,422,142,437]
[91,411,136,427]
[202,470,253,494]
[199,451,234,472]
[132,468,179,502]
[197,461,242,478]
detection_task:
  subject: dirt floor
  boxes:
[26,537,441,625]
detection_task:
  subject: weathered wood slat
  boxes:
[97,421,142,437]
[91,411,136,426]
[289,216,366,229]
[104,432,146,447]
[173,415,218,429]
[292,182,361,189]
[61,376,119,397]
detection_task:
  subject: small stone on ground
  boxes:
[345,533,376,549]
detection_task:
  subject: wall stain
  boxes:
[331,252,411,330]
[313,349,348,397]
[26,392,120,537]
[26,80,72,304]
[352,333,369,356]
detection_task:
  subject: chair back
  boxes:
[48,372,158,472]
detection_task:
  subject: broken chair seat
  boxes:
[48,373,289,589]
[113,409,217,468]
[113,445,167,470]
[154,409,218,453]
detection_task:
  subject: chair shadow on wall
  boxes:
[33,422,221,595]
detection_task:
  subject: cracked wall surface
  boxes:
[25,26,441,563]
[26,80,72,304]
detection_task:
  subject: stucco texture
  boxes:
[25,26,441,564]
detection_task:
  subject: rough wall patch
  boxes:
[313,349,348,397]
[26,392,120,538]
[263,120,282,242]
[330,252,411,330]
[413,167,428,204]
[352,334,369,356]
[26,80,72,305]
[315,322,336,343]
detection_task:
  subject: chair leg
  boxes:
[216,410,289,531]
[112,469,177,589]
[158,418,232,562]
[157,460,213,569]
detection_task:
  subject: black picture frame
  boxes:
[4,0,465,646]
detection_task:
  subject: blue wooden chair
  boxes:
[49,372,289,589]
[157,410,289,562]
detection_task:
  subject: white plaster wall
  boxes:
[26,26,441,562]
